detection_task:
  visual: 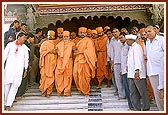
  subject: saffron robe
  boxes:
[55,41,75,96]
[39,40,57,95]
[95,35,111,83]
[73,37,97,95]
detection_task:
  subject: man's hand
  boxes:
[134,72,140,81]
[74,51,83,55]
[119,72,122,79]
[49,49,57,54]
[159,89,164,103]
[23,70,27,78]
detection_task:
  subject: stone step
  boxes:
[12,103,88,111]
[14,98,89,105]
[9,82,159,112]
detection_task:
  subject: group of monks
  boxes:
[39,26,112,97]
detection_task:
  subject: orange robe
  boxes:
[71,37,81,61]
[91,38,99,84]
[71,37,81,45]
[95,35,111,84]
[39,40,57,95]
[73,37,97,95]
[54,38,63,46]
[55,41,75,96]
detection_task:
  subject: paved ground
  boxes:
[8,82,158,112]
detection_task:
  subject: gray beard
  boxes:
[63,39,69,42]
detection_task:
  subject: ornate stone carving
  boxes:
[25,7,37,31]
[149,4,164,25]
[35,4,150,15]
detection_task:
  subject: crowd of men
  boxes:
[3,20,164,111]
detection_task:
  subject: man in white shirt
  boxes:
[119,32,133,110]
[4,32,29,111]
[145,25,164,111]
[126,34,150,111]
[109,28,125,99]
[106,29,117,91]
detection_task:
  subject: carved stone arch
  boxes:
[115,16,124,30]
[138,23,146,29]
[92,16,100,29]
[48,23,55,31]
[70,17,78,33]
[54,14,146,34]
[62,19,71,31]
[55,20,62,28]
[107,16,115,29]
[123,17,131,30]
[99,15,108,28]
[78,16,86,27]
[86,16,93,29]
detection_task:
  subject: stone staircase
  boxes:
[10,83,158,112]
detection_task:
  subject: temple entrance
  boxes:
[46,16,145,34]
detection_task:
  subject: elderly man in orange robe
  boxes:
[55,31,75,96]
[39,30,57,98]
[95,27,111,88]
[73,27,97,96]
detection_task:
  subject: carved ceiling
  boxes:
[32,4,150,15]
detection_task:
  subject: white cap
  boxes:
[154,25,160,29]
[125,34,137,40]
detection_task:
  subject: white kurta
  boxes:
[121,42,129,75]
[4,41,29,87]
[127,42,146,79]
[106,38,113,61]
[145,35,164,90]
[108,37,122,64]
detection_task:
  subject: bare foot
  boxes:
[78,91,82,94]
[42,92,46,97]
[5,106,11,111]
[47,94,50,98]
[56,92,61,96]
[64,94,71,96]
[106,80,111,87]
[84,94,89,96]
[96,84,102,89]
[106,84,111,88]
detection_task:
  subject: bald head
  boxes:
[47,30,55,40]
[78,27,87,38]
[63,31,70,42]
[57,28,64,38]
[145,25,156,40]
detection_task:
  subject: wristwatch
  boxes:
[135,71,139,74]
[135,69,139,73]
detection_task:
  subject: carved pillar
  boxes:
[148,4,164,25]
[25,7,37,32]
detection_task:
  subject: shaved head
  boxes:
[145,25,156,40]
[47,30,55,40]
